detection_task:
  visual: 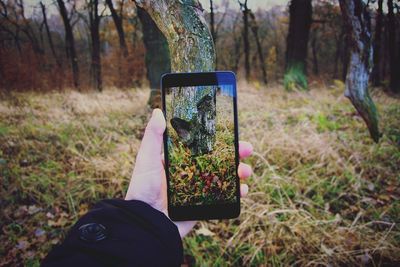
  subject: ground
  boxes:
[0,81,399,266]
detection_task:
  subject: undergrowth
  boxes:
[0,84,399,266]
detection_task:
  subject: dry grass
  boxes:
[0,82,399,266]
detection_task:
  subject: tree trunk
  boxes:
[135,0,216,155]
[137,6,171,108]
[341,32,350,81]
[311,28,319,76]
[105,0,128,56]
[40,2,61,67]
[209,0,217,68]
[105,0,129,88]
[387,0,400,93]
[333,25,344,79]
[371,0,383,86]
[57,0,79,89]
[209,0,216,42]
[339,0,380,142]
[249,11,267,84]
[382,19,388,79]
[88,0,102,91]
[284,0,312,90]
[240,0,250,81]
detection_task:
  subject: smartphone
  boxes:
[161,71,240,221]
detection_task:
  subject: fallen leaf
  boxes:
[196,227,215,237]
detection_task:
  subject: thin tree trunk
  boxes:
[339,0,380,142]
[311,28,319,76]
[209,0,217,68]
[387,0,399,93]
[88,0,102,91]
[249,11,267,84]
[40,2,61,67]
[135,0,216,155]
[57,0,79,89]
[105,0,128,56]
[333,25,344,79]
[137,6,170,108]
[342,32,350,81]
[382,18,388,79]
[285,0,312,90]
[105,0,128,88]
[17,0,43,55]
[209,0,216,41]
[240,0,250,81]
[372,0,383,86]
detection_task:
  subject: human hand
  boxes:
[125,109,253,238]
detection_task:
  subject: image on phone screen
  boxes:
[164,83,237,208]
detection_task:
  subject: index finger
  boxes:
[239,141,253,159]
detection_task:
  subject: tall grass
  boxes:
[0,83,399,266]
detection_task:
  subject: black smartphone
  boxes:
[161,71,240,221]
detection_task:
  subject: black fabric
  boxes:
[42,199,183,267]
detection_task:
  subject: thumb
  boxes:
[134,109,166,171]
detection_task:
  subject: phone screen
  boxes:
[164,81,238,210]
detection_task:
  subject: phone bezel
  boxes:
[161,71,240,221]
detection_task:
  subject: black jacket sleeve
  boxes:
[42,199,183,267]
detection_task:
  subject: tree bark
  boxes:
[137,6,170,108]
[339,0,380,142]
[40,2,61,67]
[88,0,102,91]
[249,11,267,84]
[57,0,79,89]
[135,0,216,155]
[285,0,312,90]
[371,0,383,86]
[387,0,400,93]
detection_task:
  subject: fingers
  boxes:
[238,141,252,197]
[134,109,166,170]
[238,162,252,180]
[239,141,253,159]
[240,183,249,197]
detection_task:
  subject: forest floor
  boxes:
[0,81,399,266]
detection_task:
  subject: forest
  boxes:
[0,0,400,266]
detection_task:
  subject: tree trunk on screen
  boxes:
[284,0,312,90]
[134,0,216,155]
[387,0,400,94]
[339,0,380,142]
[249,11,267,84]
[88,0,102,91]
[137,6,170,108]
[371,0,383,86]
[57,0,79,89]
